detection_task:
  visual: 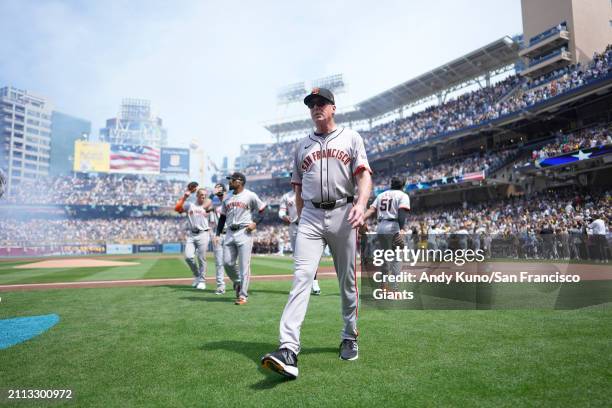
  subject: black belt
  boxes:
[229,224,247,231]
[312,196,354,210]
[191,229,208,234]
[380,218,397,222]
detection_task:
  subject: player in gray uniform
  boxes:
[175,187,212,290]
[279,185,321,295]
[363,177,411,286]
[215,172,266,305]
[262,87,372,379]
[209,183,228,294]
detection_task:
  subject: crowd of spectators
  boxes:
[0,217,185,246]
[398,188,610,236]
[403,149,516,186]
[0,216,293,255]
[386,188,611,260]
[2,186,608,258]
[531,124,611,160]
[361,76,522,154]
[5,122,608,210]
[3,174,187,207]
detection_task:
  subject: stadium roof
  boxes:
[264,36,521,135]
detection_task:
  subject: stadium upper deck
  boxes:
[242,44,612,183]
[264,36,522,136]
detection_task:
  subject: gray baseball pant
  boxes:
[223,228,253,299]
[279,202,358,354]
[212,232,226,289]
[185,231,210,280]
[289,222,298,253]
[376,220,401,282]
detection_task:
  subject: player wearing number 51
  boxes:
[363,177,411,288]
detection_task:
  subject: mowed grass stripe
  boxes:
[79,258,161,281]
[0,268,107,285]
[143,258,190,279]
[0,260,36,271]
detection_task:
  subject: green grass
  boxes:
[0,256,335,285]
[0,280,610,407]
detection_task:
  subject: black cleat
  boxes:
[261,348,299,379]
[339,339,359,361]
[233,281,242,299]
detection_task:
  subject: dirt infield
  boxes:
[13,259,140,269]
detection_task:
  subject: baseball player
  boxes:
[262,87,372,379]
[279,184,321,295]
[209,183,229,294]
[215,172,266,305]
[363,176,411,287]
[175,185,212,290]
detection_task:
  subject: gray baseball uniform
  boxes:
[183,201,211,280]
[209,197,226,290]
[279,127,371,354]
[221,189,266,299]
[371,190,411,282]
[279,190,299,252]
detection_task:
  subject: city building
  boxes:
[50,112,91,176]
[0,86,53,192]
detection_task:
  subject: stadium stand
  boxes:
[239,44,611,177]
[1,44,611,256]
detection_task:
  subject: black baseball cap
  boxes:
[304,87,335,106]
[226,172,246,184]
[390,176,406,190]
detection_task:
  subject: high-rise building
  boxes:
[50,112,91,176]
[99,98,167,147]
[0,86,53,192]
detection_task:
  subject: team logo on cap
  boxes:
[311,87,320,95]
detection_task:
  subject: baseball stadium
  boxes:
[1,1,611,407]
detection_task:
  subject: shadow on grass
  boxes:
[180,296,235,303]
[162,284,290,296]
[249,288,289,295]
[200,340,336,389]
[159,285,287,296]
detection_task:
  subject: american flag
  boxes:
[110,144,160,173]
[461,171,485,181]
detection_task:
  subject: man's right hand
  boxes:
[184,190,191,198]
[281,216,291,224]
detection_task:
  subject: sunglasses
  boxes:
[307,100,331,109]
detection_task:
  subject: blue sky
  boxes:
[0,0,523,168]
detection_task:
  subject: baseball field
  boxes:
[0,255,610,407]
